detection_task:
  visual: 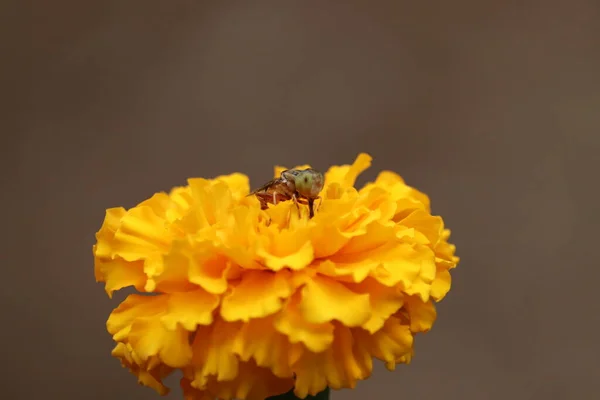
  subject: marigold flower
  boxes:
[93,153,459,399]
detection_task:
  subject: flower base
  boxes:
[266,387,330,400]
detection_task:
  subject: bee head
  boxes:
[294,169,324,198]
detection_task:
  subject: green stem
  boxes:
[266,387,330,400]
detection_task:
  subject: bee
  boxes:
[248,168,325,218]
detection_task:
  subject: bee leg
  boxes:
[308,198,315,218]
[315,196,322,213]
[272,192,278,205]
[292,193,302,218]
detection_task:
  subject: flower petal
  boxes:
[292,324,373,398]
[161,289,220,331]
[404,295,437,333]
[255,226,314,271]
[205,361,295,400]
[190,319,240,385]
[345,278,405,334]
[324,153,372,188]
[231,315,298,378]
[221,270,293,322]
[188,178,234,226]
[352,316,414,371]
[399,209,443,246]
[112,343,173,396]
[274,292,334,353]
[299,275,371,327]
[107,294,167,341]
[128,317,193,368]
[174,240,232,295]
[112,205,171,261]
[430,267,452,301]
[94,207,126,258]
[214,173,250,201]
[180,378,213,400]
[94,256,145,298]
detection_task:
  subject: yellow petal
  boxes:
[373,171,431,211]
[299,275,371,327]
[292,324,372,398]
[136,192,171,218]
[95,257,145,298]
[166,186,194,224]
[179,241,231,294]
[152,246,197,293]
[112,343,173,396]
[329,241,424,289]
[337,220,397,255]
[345,278,405,333]
[308,201,358,258]
[128,317,193,368]
[94,207,126,258]
[181,378,214,400]
[324,153,372,188]
[214,173,250,201]
[221,270,293,322]
[190,319,240,384]
[404,296,437,333]
[112,205,171,261]
[255,227,314,271]
[188,178,234,226]
[231,315,297,378]
[107,294,167,341]
[205,361,295,400]
[274,292,334,353]
[398,209,443,246]
[161,289,220,331]
[314,259,374,284]
[352,316,414,371]
[430,267,452,301]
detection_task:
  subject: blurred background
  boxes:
[4,1,599,399]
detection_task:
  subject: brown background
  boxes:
[4,1,599,399]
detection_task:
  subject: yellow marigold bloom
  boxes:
[93,153,459,400]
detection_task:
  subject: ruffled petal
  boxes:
[112,205,172,261]
[352,316,414,371]
[161,289,220,331]
[345,278,405,334]
[205,361,295,400]
[94,257,145,298]
[255,224,314,271]
[112,343,173,396]
[190,319,240,385]
[170,240,232,295]
[231,315,298,378]
[292,324,373,398]
[299,275,371,327]
[221,270,293,322]
[430,267,452,301]
[274,292,334,353]
[94,207,126,258]
[324,153,372,189]
[180,377,213,400]
[107,294,167,341]
[403,295,437,333]
[214,173,251,201]
[128,317,193,368]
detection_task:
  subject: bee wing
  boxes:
[248,178,280,196]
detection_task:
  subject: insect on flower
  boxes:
[248,168,325,218]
